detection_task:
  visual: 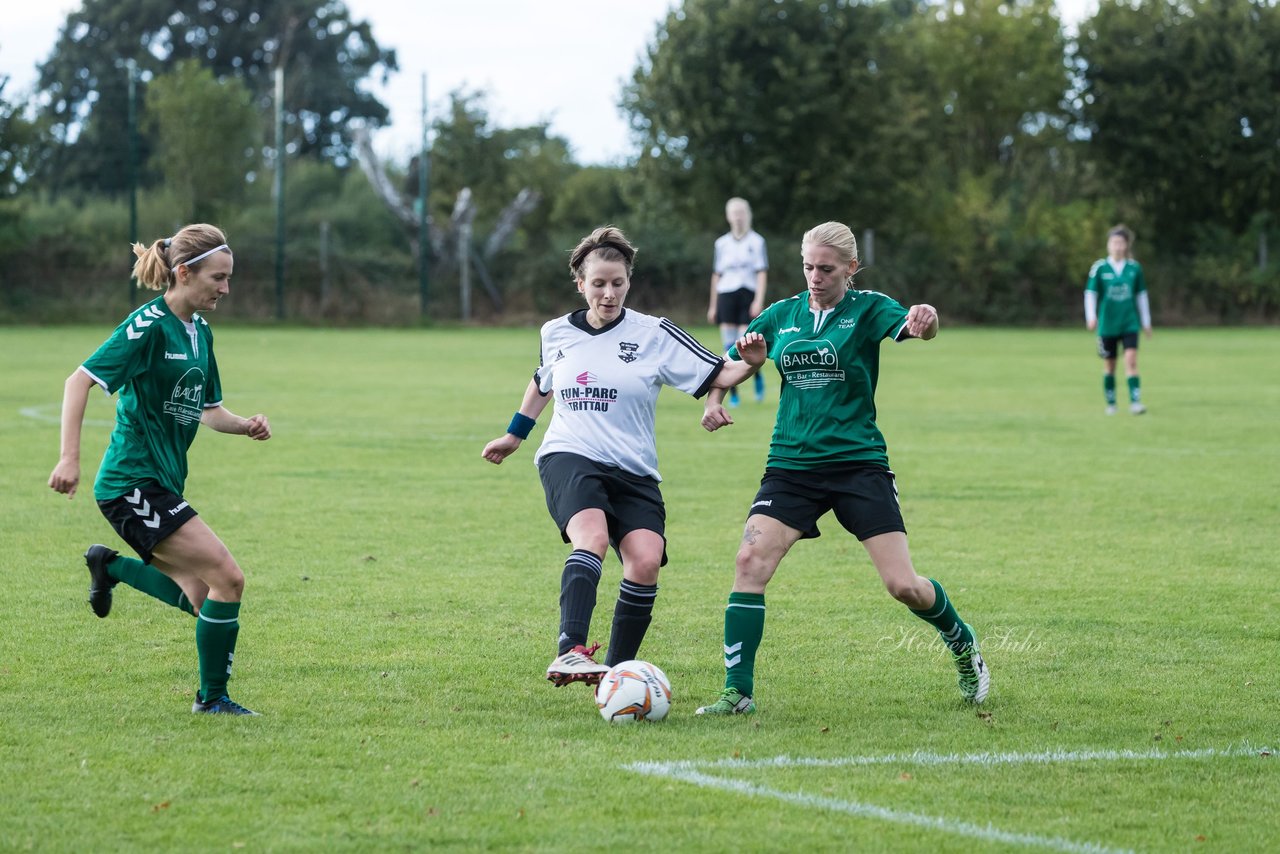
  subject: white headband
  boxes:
[177,244,229,268]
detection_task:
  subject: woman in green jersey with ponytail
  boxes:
[49,223,270,716]
[695,221,989,716]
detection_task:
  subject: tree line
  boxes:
[1,0,1277,324]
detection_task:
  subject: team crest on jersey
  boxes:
[618,342,639,363]
[163,367,206,426]
[779,338,845,389]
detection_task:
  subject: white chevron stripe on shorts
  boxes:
[125,488,162,529]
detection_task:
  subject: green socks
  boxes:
[1103,373,1117,405]
[723,592,765,696]
[1127,375,1141,403]
[196,598,240,702]
[107,554,195,616]
[909,579,975,654]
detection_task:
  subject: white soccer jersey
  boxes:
[533,308,724,480]
[713,229,768,294]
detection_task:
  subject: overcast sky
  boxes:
[2,0,1097,166]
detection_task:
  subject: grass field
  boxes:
[1,323,1277,852]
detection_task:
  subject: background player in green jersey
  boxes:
[696,221,989,716]
[1085,224,1153,415]
[48,223,271,716]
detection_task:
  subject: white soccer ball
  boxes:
[594,660,672,723]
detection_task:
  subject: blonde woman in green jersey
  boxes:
[48,223,270,716]
[1085,224,1152,415]
[695,221,988,716]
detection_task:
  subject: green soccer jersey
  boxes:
[1086,258,1147,337]
[81,296,222,500]
[730,288,910,470]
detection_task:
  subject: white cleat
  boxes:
[953,626,990,704]
[546,643,609,687]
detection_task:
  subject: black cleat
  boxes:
[192,695,259,716]
[83,544,119,618]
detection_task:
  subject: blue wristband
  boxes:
[507,412,536,440]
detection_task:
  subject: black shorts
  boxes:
[747,464,906,541]
[97,482,198,563]
[715,288,756,327]
[1097,333,1139,360]
[537,452,668,566]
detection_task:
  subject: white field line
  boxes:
[625,744,1274,854]
[633,765,1123,854]
[630,742,1275,773]
[19,405,114,428]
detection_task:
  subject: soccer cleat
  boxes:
[728,390,740,408]
[546,643,609,687]
[1129,402,1146,415]
[1104,404,1117,416]
[695,687,756,716]
[84,544,119,618]
[952,627,990,704]
[192,695,259,715]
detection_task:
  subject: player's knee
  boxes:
[885,578,927,608]
[574,532,609,557]
[625,562,660,586]
[734,548,773,590]
[204,553,244,599]
[220,566,246,599]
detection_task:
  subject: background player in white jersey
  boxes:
[1085,224,1152,415]
[695,221,988,716]
[482,226,765,687]
[48,224,271,716]
[707,197,768,406]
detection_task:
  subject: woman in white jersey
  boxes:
[48,223,270,715]
[695,221,988,716]
[707,197,769,405]
[482,225,765,687]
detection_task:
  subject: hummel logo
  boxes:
[779,326,801,334]
[164,352,188,360]
[168,501,190,517]
[750,499,774,509]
